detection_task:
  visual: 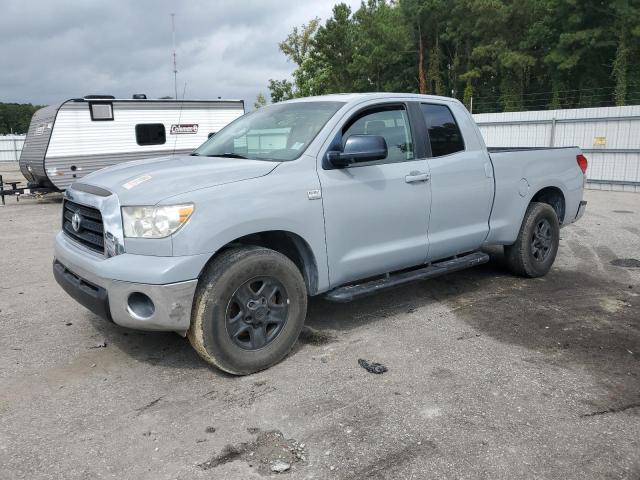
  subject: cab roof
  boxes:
[282,92,462,106]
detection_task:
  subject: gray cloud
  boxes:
[0,0,359,107]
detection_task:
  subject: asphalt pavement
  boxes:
[1,162,639,479]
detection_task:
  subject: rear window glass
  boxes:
[135,123,166,146]
[421,104,464,157]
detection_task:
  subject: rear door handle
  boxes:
[405,172,430,183]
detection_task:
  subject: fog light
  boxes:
[127,292,155,320]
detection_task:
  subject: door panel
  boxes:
[420,103,493,261]
[321,160,431,286]
[319,104,431,287]
[426,150,493,260]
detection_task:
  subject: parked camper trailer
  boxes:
[19,95,245,191]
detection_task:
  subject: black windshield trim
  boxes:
[213,152,249,159]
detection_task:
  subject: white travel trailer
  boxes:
[19,95,245,191]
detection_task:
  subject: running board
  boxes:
[325,251,490,303]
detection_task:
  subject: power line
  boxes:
[473,84,640,102]
[472,89,640,106]
[471,94,640,113]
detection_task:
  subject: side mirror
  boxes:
[327,135,387,168]
[208,132,216,139]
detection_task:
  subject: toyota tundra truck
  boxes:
[53,93,588,374]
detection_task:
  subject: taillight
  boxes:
[577,154,588,174]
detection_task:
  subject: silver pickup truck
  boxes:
[54,93,587,374]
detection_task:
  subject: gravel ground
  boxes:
[1,162,639,479]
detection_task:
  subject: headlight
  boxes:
[122,204,194,238]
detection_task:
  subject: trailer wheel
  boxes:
[504,202,560,278]
[188,246,307,375]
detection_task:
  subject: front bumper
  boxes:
[54,232,203,334]
[54,260,112,322]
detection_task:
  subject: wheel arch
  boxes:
[530,186,566,224]
[201,230,320,295]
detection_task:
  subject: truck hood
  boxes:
[78,155,279,204]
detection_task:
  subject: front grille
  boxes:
[62,200,105,254]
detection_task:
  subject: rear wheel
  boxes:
[188,246,307,375]
[504,202,560,278]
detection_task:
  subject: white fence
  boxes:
[474,105,640,192]
[0,135,25,162]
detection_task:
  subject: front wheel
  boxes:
[504,202,560,278]
[188,246,307,375]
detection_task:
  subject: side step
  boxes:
[325,251,490,303]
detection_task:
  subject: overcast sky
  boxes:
[0,0,360,107]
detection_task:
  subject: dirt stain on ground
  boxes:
[611,258,640,268]
[345,440,437,480]
[298,326,337,346]
[204,381,276,408]
[198,429,306,475]
[429,262,640,414]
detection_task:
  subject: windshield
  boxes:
[193,101,345,162]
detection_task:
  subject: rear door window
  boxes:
[420,104,464,157]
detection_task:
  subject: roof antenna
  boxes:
[171,13,178,100]
[172,82,187,157]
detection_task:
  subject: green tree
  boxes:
[307,3,356,94]
[254,92,268,109]
[269,17,321,99]
[611,0,640,105]
[0,103,44,135]
[544,0,618,108]
[400,0,450,94]
[267,79,295,103]
[350,0,415,92]
[268,0,640,113]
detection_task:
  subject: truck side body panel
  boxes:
[486,148,584,244]
[165,157,331,293]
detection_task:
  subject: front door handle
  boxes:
[405,171,430,183]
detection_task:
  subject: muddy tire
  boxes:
[188,246,307,375]
[504,202,560,278]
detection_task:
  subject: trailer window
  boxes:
[135,124,166,146]
[420,104,464,157]
[89,102,113,121]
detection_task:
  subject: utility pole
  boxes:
[171,13,178,100]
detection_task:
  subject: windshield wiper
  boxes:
[207,152,249,159]
[190,152,201,156]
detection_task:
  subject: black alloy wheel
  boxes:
[188,246,307,375]
[504,202,560,278]
[225,276,289,350]
[531,218,553,262]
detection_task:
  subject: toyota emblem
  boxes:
[71,212,82,232]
